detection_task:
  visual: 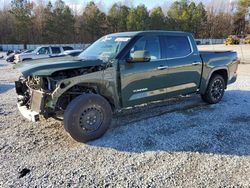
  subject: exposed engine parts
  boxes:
[24,66,104,91]
[27,76,43,90]
[17,65,105,117]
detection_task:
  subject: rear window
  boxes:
[51,47,61,54]
[63,46,73,51]
[162,36,192,59]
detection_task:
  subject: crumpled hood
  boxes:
[14,56,104,77]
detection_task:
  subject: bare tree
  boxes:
[205,0,234,38]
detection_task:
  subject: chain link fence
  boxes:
[0,43,90,51]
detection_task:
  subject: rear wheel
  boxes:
[64,94,112,143]
[201,74,225,104]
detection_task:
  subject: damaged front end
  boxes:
[15,77,45,122]
[15,76,49,122]
[15,62,118,122]
[13,53,121,122]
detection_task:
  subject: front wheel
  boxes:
[201,74,225,104]
[64,94,112,143]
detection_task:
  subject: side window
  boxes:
[51,47,61,54]
[38,47,50,55]
[163,36,192,59]
[63,46,73,51]
[130,36,161,60]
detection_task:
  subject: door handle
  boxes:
[192,62,200,66]
[157,66,168,70]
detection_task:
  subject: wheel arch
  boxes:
[200,67,229,94]
[54,82,117,112]
[210,69,228,87]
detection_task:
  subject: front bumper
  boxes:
[15,80,46,122]
[17,103,40,122]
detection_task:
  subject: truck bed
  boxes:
[199,50,238,65]
[198,50,238,90]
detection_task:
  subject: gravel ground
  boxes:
[0,52,250,187]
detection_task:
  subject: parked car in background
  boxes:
[6,50,14,56]
[6,49,33,63]
[14,45,74,63]
[14,31,239,143]
[5,51,17,62]
[29,49,83,60]
[58,49,83,57]
[6,55,15,62]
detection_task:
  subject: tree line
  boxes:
[0,0,249,44]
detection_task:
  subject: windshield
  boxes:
[79,35,131,61]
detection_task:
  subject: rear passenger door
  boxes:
[51,47,62,56]
[160,35,203,96]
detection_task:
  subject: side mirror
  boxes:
[36,52,40,55]
[127,50,151,63]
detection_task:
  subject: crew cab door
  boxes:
[160,35,203,96]
[119,35,170,107]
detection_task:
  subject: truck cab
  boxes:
[14,31,239,143]
[117,32,203,107]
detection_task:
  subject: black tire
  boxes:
[201,74,226,104]
[64,94,112,143]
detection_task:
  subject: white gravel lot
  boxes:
[0,52,250,187]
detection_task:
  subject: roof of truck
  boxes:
[107,30,192,37]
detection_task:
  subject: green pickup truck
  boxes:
[14,31,239,142]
